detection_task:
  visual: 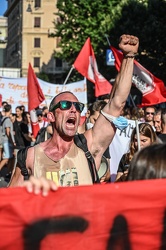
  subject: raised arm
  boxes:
[85,34,139,170]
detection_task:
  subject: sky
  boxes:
[0,0,7,16]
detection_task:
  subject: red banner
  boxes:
[1,179,166,249]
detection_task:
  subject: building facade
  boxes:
[4,0,68,82]
[0,16,8,67]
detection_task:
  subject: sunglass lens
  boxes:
[74,103,84,112]
[60,101,70,109]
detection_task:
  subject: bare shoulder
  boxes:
[8,164,24,187]
[8,146,35,187]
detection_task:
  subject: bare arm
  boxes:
[6,127,15,145]
[84,35,139,170]
[8,165,25,187]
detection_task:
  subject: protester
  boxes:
[20,112,33,147]
[36,109,49,129]
[42,106,49,119]
[158,108,166,143]
[153,108,162,135]
[0,102,8,161]
[127,143,166,181]
[10,113,16,124]
[0,104,15,175]
[13,106,24,150]
[144,106,156,127]
[121,106,131,119]
[115,122,159,182]
[8,34,139,191]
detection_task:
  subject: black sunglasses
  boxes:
[146,112,154,115]
[50,100,84,113]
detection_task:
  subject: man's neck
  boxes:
[42,134,74,161]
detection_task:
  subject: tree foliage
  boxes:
[52,0,166,86]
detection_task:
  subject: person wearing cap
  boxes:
[8,34,139,193]
[36,109,49,129]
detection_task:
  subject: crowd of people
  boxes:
[0,103,49,184]
[0,34,165,197]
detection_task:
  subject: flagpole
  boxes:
[104,34,117,101]
[105,34,111,46]
[63,66,74,86]
[61,66,74,92]
[129,94,141,151]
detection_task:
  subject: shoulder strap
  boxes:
[17,146,31,180]
[74,133,100,184]
[1,117,9,126]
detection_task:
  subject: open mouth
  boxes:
[66,117,76,127]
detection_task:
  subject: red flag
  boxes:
[27,63,45,111]
[111,46,166,106]
[27,63,45,137]
[73,38,112,97]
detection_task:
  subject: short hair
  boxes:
[144,106,156,113]
[49,91,76,112]
[127,143,166,181]
[161,108,166,125]
[42,106,48,111]
[98,94,110,100]
[2,101,8,106]
[154,108,162,116]
[88,100,107,116]
[4,104,11,112]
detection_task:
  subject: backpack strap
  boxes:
[74,133,100,184]
[1,117,9,126]
[17,146,31,180]
[17,134,100,184]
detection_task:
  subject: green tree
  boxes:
[52,0,166,95]
[53,0,122,79]
[107,0,166,84]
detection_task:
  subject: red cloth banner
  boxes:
[1,179,166,249]
[73,38,112,97]
[111,46,166,106]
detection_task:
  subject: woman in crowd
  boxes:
[115,122,159,182]
[127,143,166,181]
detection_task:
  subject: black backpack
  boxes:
[17,133,100,184]
[35,127,52,145]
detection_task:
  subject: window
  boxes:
[34,38,40,48]
[34,17,41,28]
[34,57,40,67]
[35,0,41,8]
[56,58,62,68]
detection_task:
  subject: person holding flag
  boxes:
[8,34,139,194]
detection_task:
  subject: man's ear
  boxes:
[47,112,55,122]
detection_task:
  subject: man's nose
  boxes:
[70,103,76,112]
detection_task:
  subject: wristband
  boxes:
[101,110,128,131]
